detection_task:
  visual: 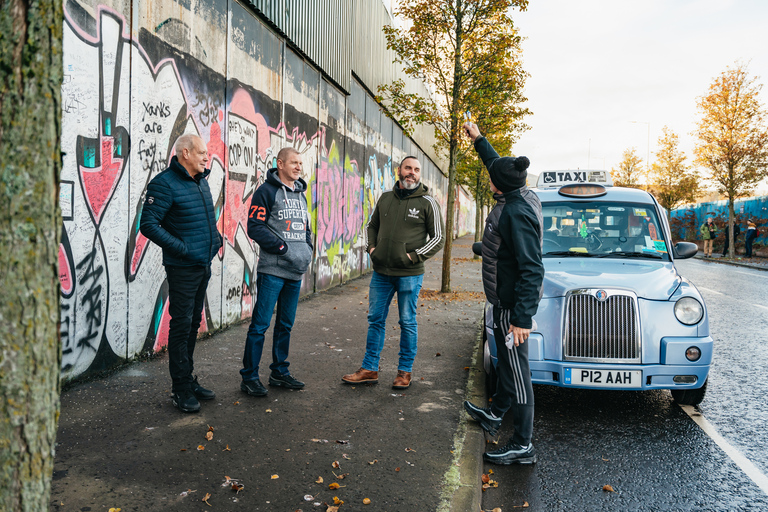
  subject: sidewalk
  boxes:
[693,251,768,271]
[50,235,487,512]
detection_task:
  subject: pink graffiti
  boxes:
[79,136,124,224]
[316,159,345,247]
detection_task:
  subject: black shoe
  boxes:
[172,391,201,413]
[463,401,502,436]
[241,379,268,397]
[269,373,305,389]
[483,441,537,465]
[192,376,216,400]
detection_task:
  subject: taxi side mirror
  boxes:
[472,242,483,256]
[674,241,698,259]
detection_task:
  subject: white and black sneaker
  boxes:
[483,441,537,465]
[463,400,502,436]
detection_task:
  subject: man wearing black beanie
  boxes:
[461,122,544,465]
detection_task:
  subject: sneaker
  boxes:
[241,379,268,397]
[483,441,537,465]
[172,390,201,413]
[342,368,379,384]
[463,401,502,436]
[192,376,216,400]
[268,373,305,389]
[392,370,412,389]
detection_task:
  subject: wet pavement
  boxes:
[51,236,487,512]
[480,258,768,511]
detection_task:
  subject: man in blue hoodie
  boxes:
[140,134,223,413]
[240,147,313,397]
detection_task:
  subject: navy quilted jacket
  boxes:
[140,156,223,267]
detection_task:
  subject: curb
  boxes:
[693,254,768,271]
[439,322,486,512]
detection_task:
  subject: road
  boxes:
[481,260,768,512]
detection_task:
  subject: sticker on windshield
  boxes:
[607,207,625,211]
[633,208,647,216]
[653,240,667,253]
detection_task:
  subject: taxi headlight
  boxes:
[674,297,703,325]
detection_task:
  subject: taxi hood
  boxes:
[542,259,681,301]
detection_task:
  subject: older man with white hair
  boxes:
[140,133,223,413]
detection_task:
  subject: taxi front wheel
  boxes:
[671,379,707,406]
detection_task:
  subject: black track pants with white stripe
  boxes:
[489,306,534,446]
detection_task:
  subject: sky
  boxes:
[510,0,768,193]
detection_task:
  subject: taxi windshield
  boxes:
[541,201,670,262]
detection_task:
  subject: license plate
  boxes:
[564,368,642,388]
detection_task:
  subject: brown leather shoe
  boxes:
[392,370,412,389]
[342,368,379,384]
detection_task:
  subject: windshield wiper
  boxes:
[544,251,600,257]
[597,251,663,260]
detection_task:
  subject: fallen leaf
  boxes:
[108,509,121,512]
[271,474,279,479]
[482,483,490,491]
[223,445,231,452]
[231,483,244,493]
[336,440,349,444]
[326,506,339,512]
[603,484,615,493]
[481,473,490,484]
[492,508,502,512]
[342,453,350,459]
[464,366,470,371]
[233,401,240,405]
[197,445,205,451]
[328,482,341,490]
[395,467,401,472]
[333,472,349,480]
[333,496,344,505]
[207,425,214,432]
[405,447,415,452]
[179,448,187,452]
[304,495,314,501]
[332,461,340,469]
[179,489,196,497]
[368,459,378,465]
[435,352,441,357]
[488,469,494,474]
[266,409,272,413]
[316,476,324,484]
[205,431,213,441]
[363,498,371,505]
[202,493,212,506]
[601,457,610,461]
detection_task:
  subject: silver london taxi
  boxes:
[481,170,711,405]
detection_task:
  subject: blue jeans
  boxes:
[362,271,424,373]
[240,272,302,382]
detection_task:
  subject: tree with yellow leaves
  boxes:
[611,148,644,188]
[647,126,699,219]
[378,0,529,293]
[693,62,768,258]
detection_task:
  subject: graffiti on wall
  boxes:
[59,1,463,381]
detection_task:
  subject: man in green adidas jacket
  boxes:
[342,156,444,389]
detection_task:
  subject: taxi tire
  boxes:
[671,379,707,406]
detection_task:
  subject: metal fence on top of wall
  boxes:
[59,0,474,382]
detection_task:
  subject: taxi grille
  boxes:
[564,290,640,363]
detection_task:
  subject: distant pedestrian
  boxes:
[745,219,759,258]
[722,222,741,257]
[342,156,444,389]
[461,121,544,466]
[700,217,717,257]
[240,148,313,397]
[140,133,223,413]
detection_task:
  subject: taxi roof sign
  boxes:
[536,170,613,188]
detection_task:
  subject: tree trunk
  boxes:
[441,142,458,292]
[728,197,736,259]
[0,0,63,507]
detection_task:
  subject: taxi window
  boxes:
[541,201,670,261]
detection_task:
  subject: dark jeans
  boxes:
[240,272,302,382]
[165,265,211,393]
[745,232,757,257]
[490,306,534,446]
